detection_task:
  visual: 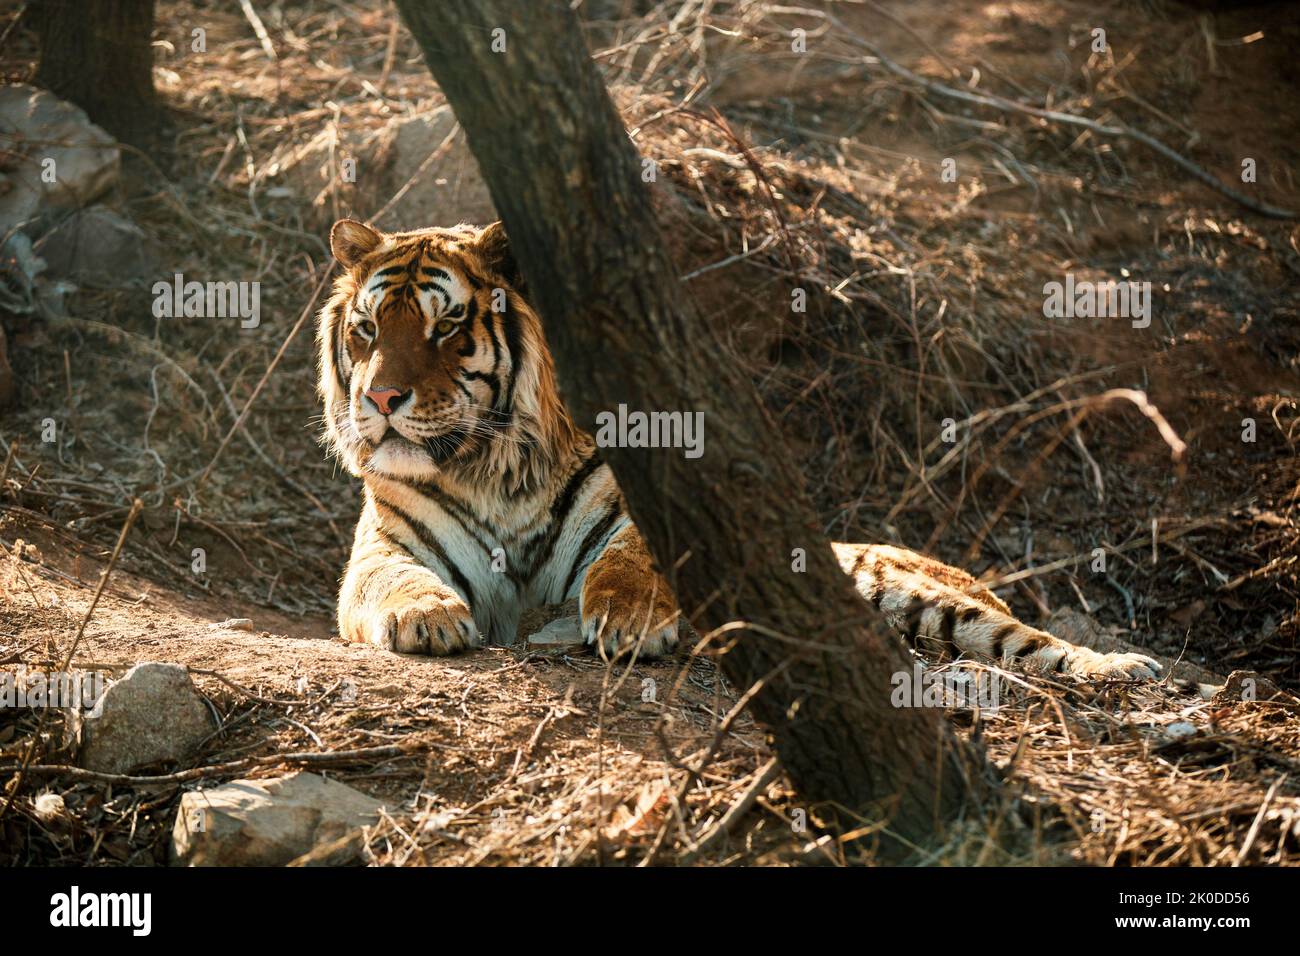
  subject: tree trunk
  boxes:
[393,0,991,857]
[32,0,160,149]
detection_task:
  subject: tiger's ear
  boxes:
[330,219,383,268]
[473,221,522,291]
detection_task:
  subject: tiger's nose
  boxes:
[365,386,412,416]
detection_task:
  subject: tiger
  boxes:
[316,217,1161,680]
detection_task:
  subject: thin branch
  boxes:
[819,11,1297,219]
[0,499,143,820]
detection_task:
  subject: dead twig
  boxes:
[0,499,143,821]
[678,757,781,863]
[821,11,1297,218]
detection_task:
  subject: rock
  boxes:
[1044,607,1220,686]
[517,598,580,642]
[0,228,74,324]
[171,772,386,867]
[0,231,45,407]
[73,662,215,774]
[0,321,12,409]
[1212,670,1300,712]
[0,84,119,235]
[375,108,496,230]
[275,106,495,231]
[33,205,159,287]
[519,598,586,651]
[12,538,41,562]
[517,598,697,651]
[286,829,368,867]
[1044,608,1113,650]
[527,615,585,651]
[211,618,254,631]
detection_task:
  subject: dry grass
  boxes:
[5,584,1297,866]
[1,0,1298,865]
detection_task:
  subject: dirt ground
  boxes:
[1,0,1298,866]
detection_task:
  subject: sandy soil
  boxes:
[2,0,1298,866]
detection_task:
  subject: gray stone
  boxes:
[517,598,580,643]
[375,107,496,230]
[526,615,585,651]
[210,618,255,631]
[0,227,74,341]
[34,205,159,287]
[1212,670,1300,710]
[517,597,697,651]
[0,84,119,235]
[171,771,386,867]
[0,308,13,407]
[74,662,215,774]
[271,106,493,232]
[519,600,586,652]
[1045,608,1219,686]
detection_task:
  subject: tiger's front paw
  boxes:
[580,569,679,660]
[1064,648,1162,681]
[363,593,480,656]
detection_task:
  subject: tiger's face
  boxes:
[318,219,573,490]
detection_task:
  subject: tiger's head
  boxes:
[317,219,576,492]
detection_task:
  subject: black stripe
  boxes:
[485,307,507,416]
[478,296,496,362]
[371,527,416,565]
[409,476,502,541]
[421,266,451,281]
[373,265,407,279]
[902,596,926,645]
[456,327,477,358]
[332,307,348,392]
[522,455,604,577]
[939,605,957,650]
[424,426,470,464]
[501,440,537,495]
[546,456,602,526]
[500,295,523,417]
[562,507,623,598]
[960,606,983,623]
[374,499,477,610]
[406,478,523,587]
[462,370,500,408]
[419,282,449,306]
[990,623,1017,660]
[867,561,885,607]
[1011,634,1044,658]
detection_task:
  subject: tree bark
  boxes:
[393,0,990,857]
[32,0,161,149]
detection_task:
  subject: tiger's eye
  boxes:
[434,319,456,336]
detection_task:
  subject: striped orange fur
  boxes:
[316,218,1160,680]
